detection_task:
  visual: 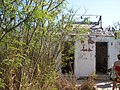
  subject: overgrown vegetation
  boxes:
[115,30,120,39]
[0,0,77,90]
[0,0,94,90]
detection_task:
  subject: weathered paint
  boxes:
[75,36,120,78]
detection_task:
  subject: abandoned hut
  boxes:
[61,15,120,78]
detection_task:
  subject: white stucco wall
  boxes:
[75,39,95,77]
[75,36,120,78]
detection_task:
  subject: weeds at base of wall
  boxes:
[56,74,96,90]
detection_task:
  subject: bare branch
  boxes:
[48,0,65,12]
[47,0,53,11]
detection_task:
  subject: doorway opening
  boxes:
[96,42,108,74]
[61,41,74,74]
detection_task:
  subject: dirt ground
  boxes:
[76,74,116,90]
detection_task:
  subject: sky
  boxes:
[67,0,120,27]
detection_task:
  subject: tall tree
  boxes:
[0,0,79,90]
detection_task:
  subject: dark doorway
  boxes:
[61,41,74,74]
[96,42,108,74]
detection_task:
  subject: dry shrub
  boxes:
[80,75,96,90]
[56,74,80,90]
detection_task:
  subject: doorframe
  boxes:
[95,42,108,74]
